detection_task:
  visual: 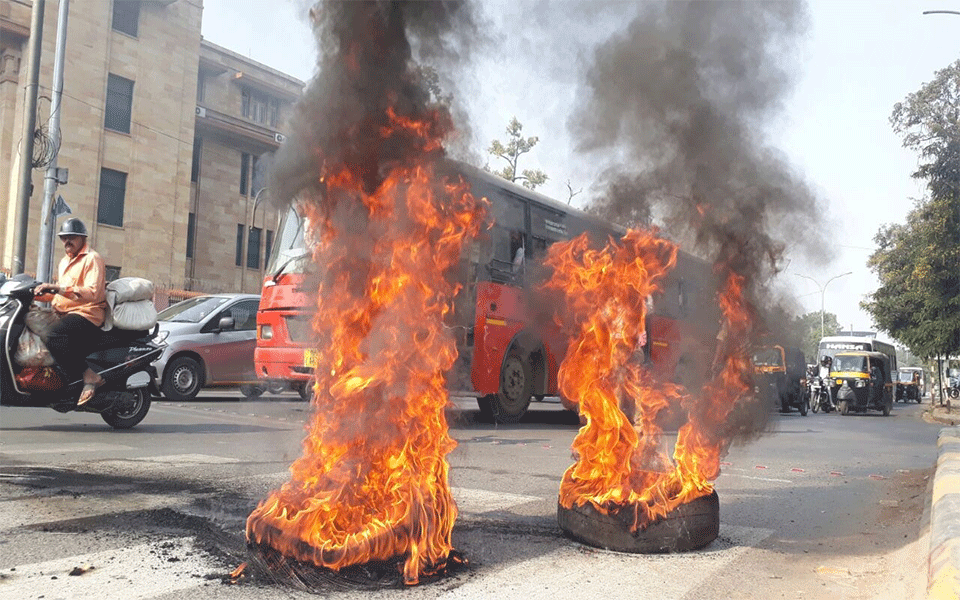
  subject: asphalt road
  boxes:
[0,391,940,599]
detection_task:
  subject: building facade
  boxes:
[0,0,303,293]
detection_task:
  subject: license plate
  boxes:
[303,348,318,368]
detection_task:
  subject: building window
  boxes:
[186,212,196,259]
[111,1,139,37]
[196,73,206,103]
[265,229,274,267]
[247,226,262,269]
[235,224,244,266]
[97,168,127,227]
[104,265,122,282]
[241,87,280,127]
[104,74,134,134]
[240,152,250,195]
[190,136,202,183]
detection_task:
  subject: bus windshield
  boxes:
[266,205,312,277]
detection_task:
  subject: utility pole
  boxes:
[36,0,69,282]
[12,0,45,275]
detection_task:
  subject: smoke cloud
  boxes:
[571,1,825,334]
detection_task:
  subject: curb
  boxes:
[929,427,960,599]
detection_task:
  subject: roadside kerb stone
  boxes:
[929,427,960,599]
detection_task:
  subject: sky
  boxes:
[199,0,960,344]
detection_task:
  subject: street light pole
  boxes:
[795,271,853,339]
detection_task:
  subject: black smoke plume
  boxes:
[572,1,824,334]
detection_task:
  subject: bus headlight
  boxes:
[259,325,273,340]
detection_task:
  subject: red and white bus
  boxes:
[255,162,718,420]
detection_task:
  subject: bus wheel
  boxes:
[493,350,533,423]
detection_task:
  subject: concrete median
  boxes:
[929,426,960,599]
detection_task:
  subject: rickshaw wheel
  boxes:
[839,400,849,416]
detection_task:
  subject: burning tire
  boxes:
[557,490,719,553]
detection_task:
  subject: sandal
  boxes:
[77,377,105,406]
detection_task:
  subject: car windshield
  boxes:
[833,355,868,373]
[752,348,783,367]
[898,371,917,382]
[157,296,230,323]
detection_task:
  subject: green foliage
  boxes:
[788,311,842,363]
[487,117,548,190]
[863,60,960,359]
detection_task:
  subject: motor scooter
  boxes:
[0,274,164,429]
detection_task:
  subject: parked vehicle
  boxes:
[0,274,162,429]
[154,293,263,400]
[752,345,808,415]
[896,367,923,403]
[829,351,894,416]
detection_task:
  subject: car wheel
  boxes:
[839,400,849,416]
[492,349,533,423]
[161,356,204,401]
[239,384,265,398]
[295,380,314,401]
[101,389,151,429]
[266,381,287,395]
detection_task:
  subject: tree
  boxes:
[788,311,842,363]
[487,117,548,190]
[862,60,960,361]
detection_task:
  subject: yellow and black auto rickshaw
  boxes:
[829,351,893,416]
[752,345,808,416]
[895,367,923,403]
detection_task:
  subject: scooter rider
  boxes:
[33,218,108,406]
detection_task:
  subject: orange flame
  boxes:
[245,106,486,584]
[545,230,753,530]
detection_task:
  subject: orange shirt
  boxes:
[50,243,107,326]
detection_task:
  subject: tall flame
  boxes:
[545,229,753,530]
[245,105,486,584]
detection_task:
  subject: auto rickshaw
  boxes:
[896,367,923,403]
[829,351,893,416]
[752,345,808,415]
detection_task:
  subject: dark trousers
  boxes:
[46,314,102,382]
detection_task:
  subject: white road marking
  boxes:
[228,472,541,515]
[0,442,134,455]
[0,537,218,600]
[0,490,182,529]
[719,473,793,483]
[133,454,241,464]
[438,524,772,600]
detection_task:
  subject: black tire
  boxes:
[916,395,922,404]
[839,400,849,416]
[295,380,313,401]
[882,399,891,416]
[267,381,287,395]
[557,490,719,553]
[811,391,821,414]
[161,356,204,401]
[492,350,533,423]
[780,397,790,413]
[799,395,808,416]
[239,384,265,398]
[101,389,151,429]
[476,395,495,420]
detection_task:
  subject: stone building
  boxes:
[0,0,303,293]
